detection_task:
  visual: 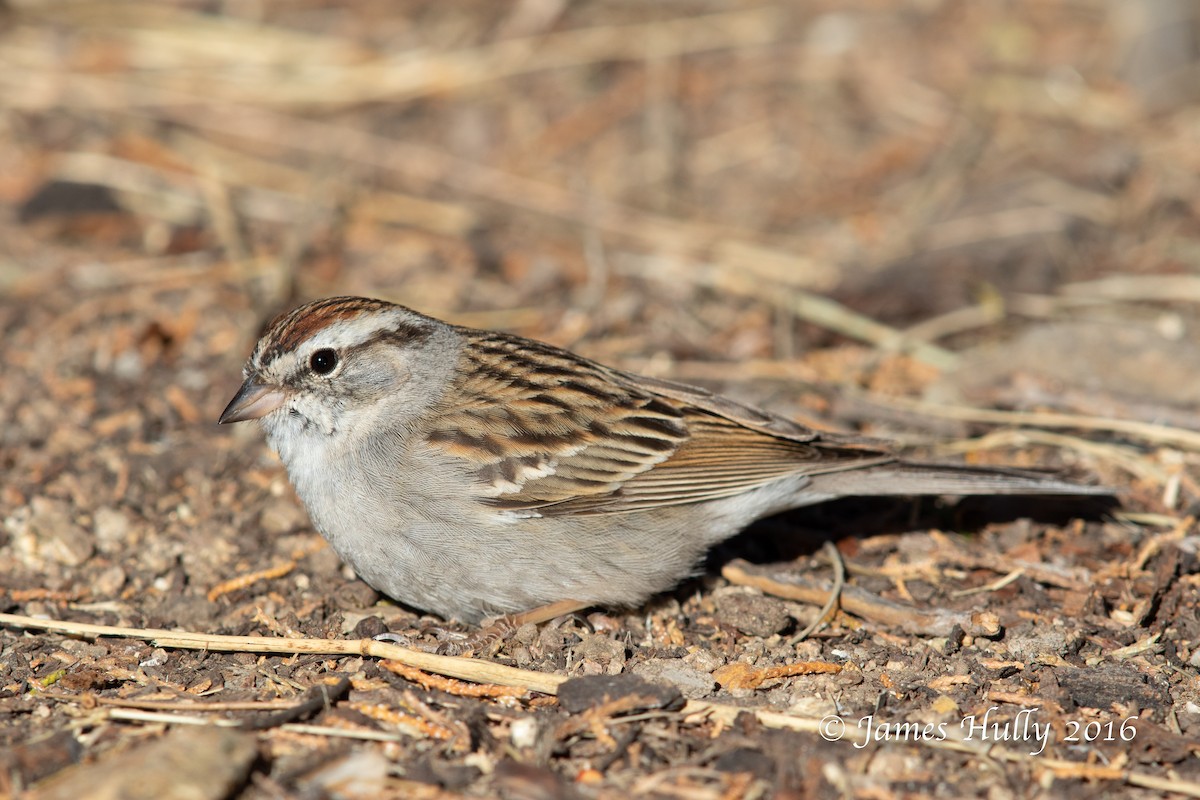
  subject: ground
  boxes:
[2,1,1200,798]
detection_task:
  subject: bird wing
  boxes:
[424,331,892,515]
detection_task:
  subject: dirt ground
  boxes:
[3,1,1200,798]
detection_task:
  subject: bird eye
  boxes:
[309,348,339,375]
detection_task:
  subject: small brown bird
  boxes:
[221,296,1106,623]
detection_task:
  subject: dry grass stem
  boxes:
[859,393,1200,451]
[790,540,846,643]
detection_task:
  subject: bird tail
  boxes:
[807,461,1113,498]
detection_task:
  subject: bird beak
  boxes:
[219,377,287,424]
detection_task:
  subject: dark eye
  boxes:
[309,348,339,375]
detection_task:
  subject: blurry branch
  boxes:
[53,152,214,226]
[623,257,961,370]
[178,131,477,236]
[848,392,1200,452]
[5,7,784,107]
[900,291,1006,343]
[891,278,1200,341]
[620,358,822,383]
[4,8,832,292]
[921,206,1079,252]
[13,1,363,64]
[1060,275,1200,303]
[937,429,1178,486]
[49,148,475,239]
[197,166,251,267]
[126,105,840,293]
[920,177,1119,253]
[972,74,1136,129]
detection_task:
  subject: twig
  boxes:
[347,702,460,742]
[928,531,1088,591]
[106,708,239,727]
[380,661,528,699]
[208,539,327,602]
[1130,516,1194,572]
[722,560,999,637]
[272,724,412,743]
[950,568,1025,598]
[40,695,298,712]
[240,675,351,731]
[851,391,1200,451]
[935,428,1169,485]
[712,661,841,690]
[900,295,1006,343]
[625,258,960,370]
[3,613,1197,796]
[0,613,566,695]
[790,541,846,643]
[1060,274,1200,303]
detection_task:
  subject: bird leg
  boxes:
[434,598,593,656]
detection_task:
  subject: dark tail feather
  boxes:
[809,461,1114,498]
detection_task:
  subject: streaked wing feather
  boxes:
[425,330,893,515]
[530,415,892,515]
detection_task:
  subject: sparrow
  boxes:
[220,296,1107,623]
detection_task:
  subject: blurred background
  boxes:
[5,0,1200,404]
[4,2,1200,795]
[6,0,1200,509]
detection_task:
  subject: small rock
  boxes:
[631,658,716,699]
[684,648,725,673]
[332,581,381,609]
[557,673,684,714]
[1056,666,1168,710]
[56,640,108,660]
[151,593,217,631]
[836,667,865,687]
[0,730,81,788]
[713,747,776,781]
[59,666,115,692]
[92,507,132,551]
[509,716,539,749]
[512,623,538,646]
[713,592,792,637]
[350,615,388,639]
[91,564,127,597]
[536,625,567,652]
[31,726,255,800]
[300,750,390,798]
[258,498,309,534]
[510,646,533,668]
[494,760,573,800]
[28,497,94,567]
[573,634,627,675]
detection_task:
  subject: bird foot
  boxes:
[434,599,592,656]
